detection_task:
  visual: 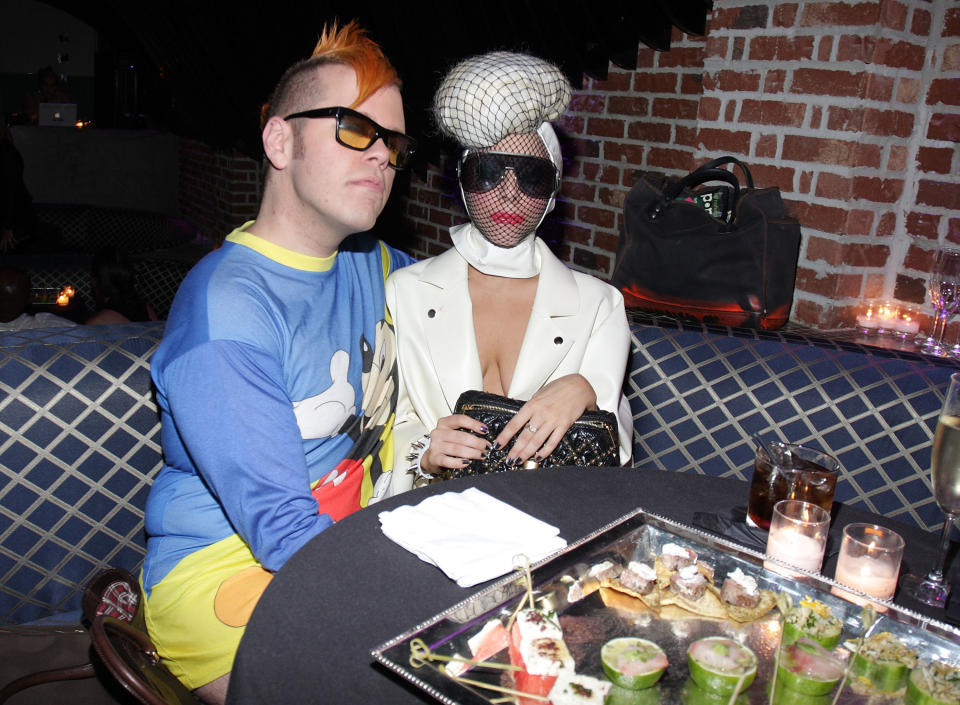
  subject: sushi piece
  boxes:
[687,637,757,695]
[775,638,844,695]
[508,608,573,700]
[781,597,843,649]
[850,631,918,693]
[906,661,960,705]
[547,670,611,705]
[600,637,668,690]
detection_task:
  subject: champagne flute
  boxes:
[900,371,960,607]
[923,248,960,356]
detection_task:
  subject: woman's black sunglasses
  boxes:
[284,106,416,169]
[458,152,559,199]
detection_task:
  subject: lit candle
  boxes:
[63,285,75,298]
[833,523,903,602]
[893,312,920,335]
[765,527,825,573]
[56,292,70,306]
[856,306,878,330]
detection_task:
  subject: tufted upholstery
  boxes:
[627,312,958,532]
[0,323,164,625]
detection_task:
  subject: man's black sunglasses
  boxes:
[284,106,416,169]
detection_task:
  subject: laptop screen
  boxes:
[38,103,77,127]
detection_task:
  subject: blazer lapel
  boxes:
[508,240,580,399]
[419,251,484,411]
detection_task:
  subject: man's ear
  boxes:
[262,116,292,171]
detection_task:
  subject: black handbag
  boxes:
[612,156,801,330]
[446,390,620,479]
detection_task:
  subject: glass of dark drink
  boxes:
[747,442,839,530]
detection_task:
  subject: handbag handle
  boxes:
[693,156,754,188]
[649,156,753,222]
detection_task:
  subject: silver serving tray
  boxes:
[372,508,960,704]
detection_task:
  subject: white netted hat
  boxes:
[433,51,572,149]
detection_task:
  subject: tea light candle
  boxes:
[56,292,70,306]
[63,285,75,298]
[764,500,830,576]
[833,523,904,601]
[893,310,920,335]
[856,305,878,331]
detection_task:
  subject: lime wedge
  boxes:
[601,637,667,690]
[687,637,757,695]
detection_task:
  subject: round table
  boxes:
[226,467,959,704]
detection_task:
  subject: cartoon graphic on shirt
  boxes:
[291,350,356,439]
[311,318,398,519]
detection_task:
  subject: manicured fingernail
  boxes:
[491,442,501,451]
[485,443,493,451]
[462,458,471,465]
[480,425,488,433]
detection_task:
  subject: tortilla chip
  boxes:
[724,588,777,623]
[599,585,653,613]
[653,556,673,589]
[600,578,661,611]
[661,583,727,619]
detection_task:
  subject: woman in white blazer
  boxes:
[382,52,632,496]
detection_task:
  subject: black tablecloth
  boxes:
[227,467,959,704]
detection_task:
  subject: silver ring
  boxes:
[527,424,539,434]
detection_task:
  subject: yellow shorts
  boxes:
[142,534,273,690]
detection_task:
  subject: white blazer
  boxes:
[384,239,633,495]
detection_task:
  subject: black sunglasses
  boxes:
[284,106,416,169]
[458,152,559,199]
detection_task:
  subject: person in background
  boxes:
[0,267,77,331]
[140,21,415,704]
[384,51,631,494]
[85,247,157,325]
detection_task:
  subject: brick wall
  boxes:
[396,0,960,332]
[178,138,261,242]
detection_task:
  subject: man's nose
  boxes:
[364,136,391,168]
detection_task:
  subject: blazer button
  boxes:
[554,336,563,345]
[428,309,436,318]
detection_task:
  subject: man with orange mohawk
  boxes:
[141,22,416,703]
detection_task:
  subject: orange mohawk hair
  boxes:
[311,20,400,107]
[260,20,400,129]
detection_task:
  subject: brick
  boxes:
[724,102,736,122]
[865,109,915,138]
[880,0,908,31]
[562,225,592,244]
[627,120,671,143]
[792,298,825,327]
[739,99,806,127]
[782,135,881,168]
[946,7,960,37]
[912,8,932,36]
[569,93,606,113]
[817,35,834,62]
[557,115,585,135]
[877,211,897,236]
[578,205,616,228]
[569,137,600,159]
[887,145,908,172]
[603,142,645,165]
[711,5,769,29]
[698,97,722,121]
[927,78,960,107]
[633,72,679,94]
[749,164,795,191]
[595,231,619,253]
[800,2,881,27]
[675,126,698,148]
[874,38,926,70]
[837,33,876,62]
[592,69,632,92]
[906,211,941,239]
[774,3,799,26]
[917,180,960,209]
[865,74,895,102]
[581,162,621,185]
[697,128,752,154]
[647,147,696,172]
[918,147,953,174]
[606,96,649,116]
[428,209,454,227]
[652,98,699,120]
[657,47,705,69]
[680,73,703,96]
[928,113,960,141]
[572,247,610,273]
[597,187,628,209]
[896,77,921,104]
[755,134,778,158]
[815,172,853,200]
[636,48,656,68]
[950,217,960,242]
[799,171,814,194]
[809,105,823,129]
[791,68,865,97]
[560,181,597,202]
[786,200,848,232]
[733,37,745,61]
[703,70,763,92]
[705,36,728,59]
[945,44,960,71]
[853,177,904,204]
[844,209,875,236]
[796,266,843,295]
[893,275,928,305]
[904,243,937,272]
[587,117,627,138]
[749,35,815,62]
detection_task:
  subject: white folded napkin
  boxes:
[378,487,567,587]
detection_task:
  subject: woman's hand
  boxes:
[420,414,490,475]
[495,374,597,465]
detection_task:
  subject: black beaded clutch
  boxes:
[448,390,620,479]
